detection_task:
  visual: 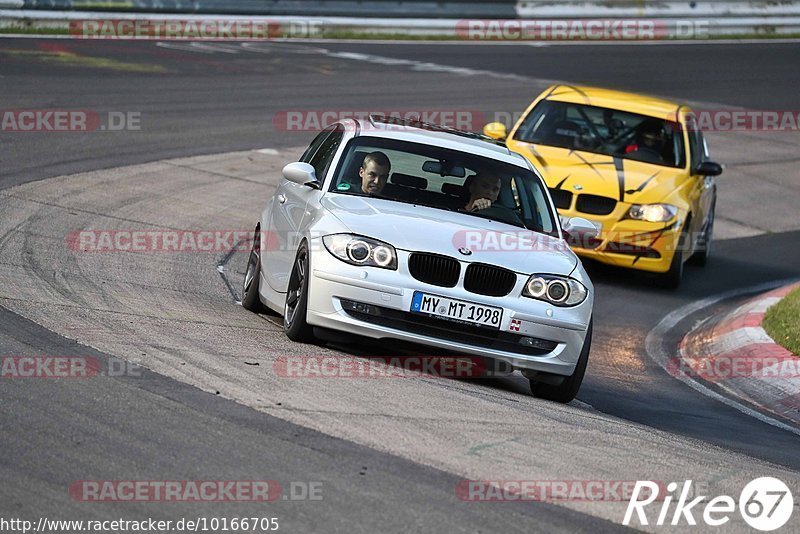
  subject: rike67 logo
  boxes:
[624,478,793,531]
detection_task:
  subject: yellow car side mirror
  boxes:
[483,122,508,141]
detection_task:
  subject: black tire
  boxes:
[657,220,690,289]
[529,319,592,403]
[241,225,264,312]
[690,202,714,267]
[284,242,315,343]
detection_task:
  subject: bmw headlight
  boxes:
[322,234,397,270]
[523,274,587,307]
[628,204,678,223]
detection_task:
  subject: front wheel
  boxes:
[657,221,690,289]
[690,202,714,267]
[241,226,264,312]
[284,243,315,343]
[529,319,592,403]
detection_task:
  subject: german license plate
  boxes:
[410,291,502,329]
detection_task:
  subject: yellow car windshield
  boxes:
[514,100,686,169]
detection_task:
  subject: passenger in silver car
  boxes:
[463,172,501,212]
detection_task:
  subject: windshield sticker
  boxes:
[337,182,351,191]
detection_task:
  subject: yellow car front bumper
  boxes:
[560,207,684,274]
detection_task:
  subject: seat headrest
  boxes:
[390,173,427,189]
[441,183,464,197]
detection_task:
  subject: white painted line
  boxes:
[257,148,280,155]
[241,42,327,54]
[238,42,274,54]
[733,296,782,315]
[189,42,241,54]
[323,49,553,84]
[156,41,216,54]
[645,278,800,437]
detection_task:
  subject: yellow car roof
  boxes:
[542,85,690,121]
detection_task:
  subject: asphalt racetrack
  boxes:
[1,38,799,532]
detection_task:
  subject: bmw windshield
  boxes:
[328,136,559,237]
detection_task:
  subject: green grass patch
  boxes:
[763,286,800,355]
[0,26,70,35]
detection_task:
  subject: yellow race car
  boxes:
[484,85,723,288]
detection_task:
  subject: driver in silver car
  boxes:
[358,151,391,195]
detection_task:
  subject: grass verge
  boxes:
[763,286,800,355]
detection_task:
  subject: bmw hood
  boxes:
[319,194,578,276]
[513,143,687,205]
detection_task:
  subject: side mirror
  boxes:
[282,162,321,189]
[694,161,723,177]
[483,122,508,141]
[562,217,599,240]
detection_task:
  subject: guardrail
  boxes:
[8,0,519,18]
[2,1,800,37]
[9,0,800,18]
[517,1,800,18]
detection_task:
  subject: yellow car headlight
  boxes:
[628,204,677,223]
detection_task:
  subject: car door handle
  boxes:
[277,194,287,204]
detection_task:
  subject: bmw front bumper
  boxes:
[305,240,593,377]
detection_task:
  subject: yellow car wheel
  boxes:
[658,220,690,289]
[690,201,715,268]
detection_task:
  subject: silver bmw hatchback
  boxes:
[242,116,597,402]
